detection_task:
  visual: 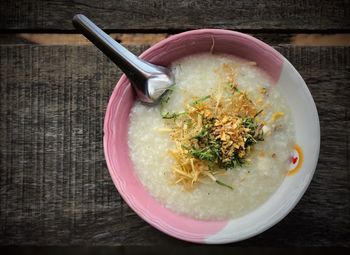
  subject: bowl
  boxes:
[103,29,320,243]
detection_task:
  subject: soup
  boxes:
[128,53,295,220]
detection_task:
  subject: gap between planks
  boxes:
[0,33,350,46]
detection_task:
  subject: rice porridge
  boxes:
[128,53,295,220]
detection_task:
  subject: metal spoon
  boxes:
[72,14,174,104]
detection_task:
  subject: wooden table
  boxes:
[0,0,349,247]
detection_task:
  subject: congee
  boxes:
[128,53,295,220]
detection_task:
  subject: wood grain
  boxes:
[0,0,349,31]
[0,33,296,46]
[0,45,349,246]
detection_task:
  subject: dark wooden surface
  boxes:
[0,0,349,31]
[0,0,350,248]
[0,45,349,246]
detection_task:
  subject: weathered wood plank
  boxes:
[0,45,349,246]
[0,0,349,31]
[0,33,297,47]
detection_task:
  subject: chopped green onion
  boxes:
[190,95,211,106]
[254,109,263,118]
[216,180,233,190]
[162,111,186,119]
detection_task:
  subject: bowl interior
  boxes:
[103,29,320,244]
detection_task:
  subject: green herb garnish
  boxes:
[162,111,186,119]
[254,109,264,118]
[216,180,233,190]
[160,67,267,191]
[190,95,211,106]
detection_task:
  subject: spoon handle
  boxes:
[72,14,157,90]
[72,14,174,104]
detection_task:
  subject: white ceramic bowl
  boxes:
[104,29,320,243]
